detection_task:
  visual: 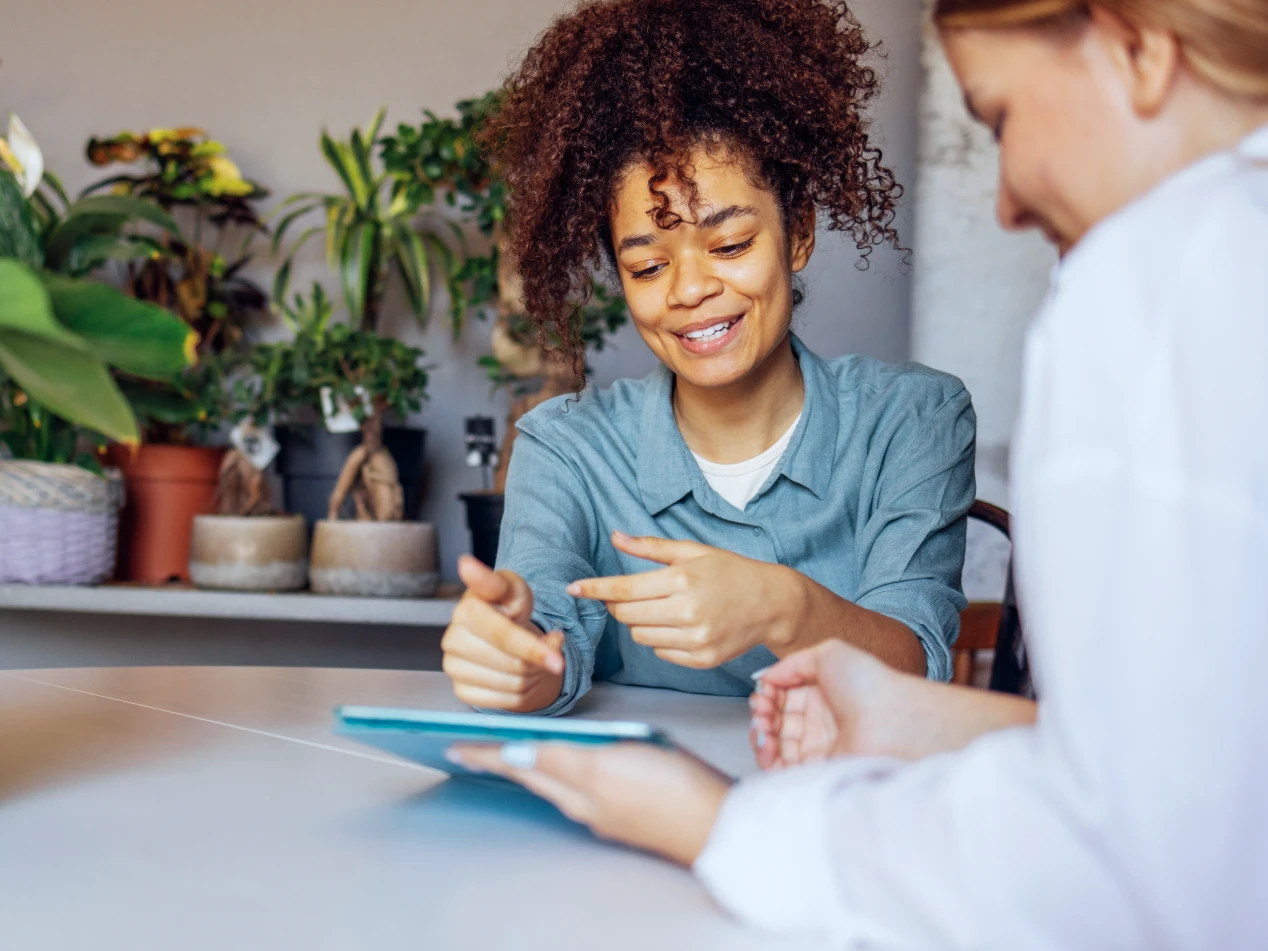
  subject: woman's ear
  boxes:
[1089,5,1180,118]
[789,207,816,273]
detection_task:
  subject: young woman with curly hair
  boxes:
[440,0,977,714]
[456,0,1268,945]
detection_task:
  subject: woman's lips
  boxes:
[674,314,744,355]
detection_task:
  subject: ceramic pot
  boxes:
[188,514,308,591]
[309,520,439,598]
[107,445,225,584]
[275,425,427,530]
[459,492,505,567]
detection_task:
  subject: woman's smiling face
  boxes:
[609,147,815,390]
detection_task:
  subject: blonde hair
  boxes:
[934,0,1268,100]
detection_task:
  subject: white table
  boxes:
[0,667,808,950]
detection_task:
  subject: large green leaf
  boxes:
[66,232,170,277]
[320,130,362,206]
[0,260,84,346]
[41,273,195,379]
[390,221,432,322]
[120,381,201,426]
[0,330,139,444]
[43,195,179,271]
[0,169,43,267]
[340,221,377,324]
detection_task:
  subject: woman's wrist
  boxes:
[766,565,817,655]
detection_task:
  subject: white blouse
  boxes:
[695,125,1268,949]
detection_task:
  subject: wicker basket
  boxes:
[0,460,125,585]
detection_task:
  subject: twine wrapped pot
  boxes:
[0,460,125,585]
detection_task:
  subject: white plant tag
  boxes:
[229,420,280,471]
[320,385,372,434]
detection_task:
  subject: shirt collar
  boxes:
[636,333,836,515]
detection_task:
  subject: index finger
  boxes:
[457,597,564,674]
[567,566,678,602]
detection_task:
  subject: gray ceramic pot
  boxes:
[308,520,439,598]
[188,514,308,591]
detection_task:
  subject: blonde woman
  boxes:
[452,1,1268,946]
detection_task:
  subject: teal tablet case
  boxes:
[334,706,671,779]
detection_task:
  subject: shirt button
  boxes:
[752,528,761,537]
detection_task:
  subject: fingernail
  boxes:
[566,582,581,596]
[445,748,467,767]
[501,743,538,769]
[755,730,766,750]
[612,530,629,541]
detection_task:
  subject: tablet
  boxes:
[335,705,672,778]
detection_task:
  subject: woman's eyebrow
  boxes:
[617,232,657,253]
[698,204,759,229]
[616,204,760,253]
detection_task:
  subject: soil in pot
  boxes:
[277,426,427,529]
[188,514,308,591]
[459,492,505,567]
[309,520,439,598]
[107,445,225,584]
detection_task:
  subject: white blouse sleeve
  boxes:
[694,137,1268,950]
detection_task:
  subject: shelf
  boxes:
[0,582,460,628]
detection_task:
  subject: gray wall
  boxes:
[6,0,923,581]
[911,0,1055,597]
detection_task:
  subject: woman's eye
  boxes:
[714,237,755,257]
[630,263,665,280]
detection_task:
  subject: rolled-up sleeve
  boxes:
[495,426,608,716]
[854,387,976,681]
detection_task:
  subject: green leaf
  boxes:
[43,195,178,272]
[64,195,179,236]
[120,381,201,426]
[40,169,71,210]
[41,274,195,380]
[66,232,168,277]
[0,331,139,444]
[320,130,360,203]
[340,221,376,324]
[0,169,43,268]
[0,260,85,348]
[269,201,323,255]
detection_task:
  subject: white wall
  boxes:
[911,0,1056,595]
[6,0,923,580]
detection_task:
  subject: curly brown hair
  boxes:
[482,0,905,374]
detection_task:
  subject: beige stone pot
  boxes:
[309,520,439,598]
[188,514,308,592]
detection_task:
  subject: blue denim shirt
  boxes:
[497,335,976,715]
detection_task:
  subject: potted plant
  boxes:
[381,93,628,564]
[186,416,308,592]
[266,110,459,527]
[0,117,198,585]
[83,126,270,583]
[240,282,437,597]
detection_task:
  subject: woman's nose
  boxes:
[667,252,724,309]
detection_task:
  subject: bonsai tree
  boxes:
[236,282,429,522]
[81,127,269,442]
[380,93,628,491]
[0,118,197,466]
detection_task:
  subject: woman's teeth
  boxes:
[684,320,735,341]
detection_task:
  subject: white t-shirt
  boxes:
[691,414,801,511]
[695,126,1268,947]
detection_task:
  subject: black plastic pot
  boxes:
[460,492,505,567]
[277,424,427,530]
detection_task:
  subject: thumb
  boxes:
[611,531,711,566]
[458,554,512,604]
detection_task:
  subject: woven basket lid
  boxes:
[0,460,125,514]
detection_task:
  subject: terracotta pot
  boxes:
[108,445,225,585]
[309,520,439,598]
[188,514,308,591]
